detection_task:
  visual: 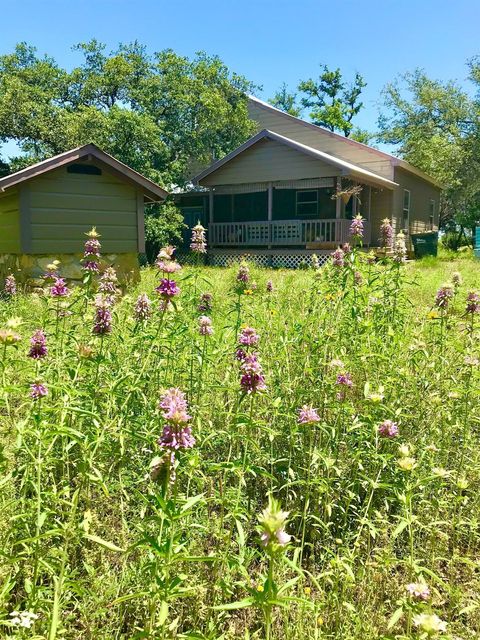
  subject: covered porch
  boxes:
[206,178,372,249]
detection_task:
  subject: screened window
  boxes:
[67,164,102,175]
[402,189,411,228]
[429,199,435,228]
[296,190,318,217]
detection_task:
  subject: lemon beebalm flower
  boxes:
[398,456,417,471]
[413,612,447,634]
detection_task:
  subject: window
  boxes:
[296,190,318,217]
[402,189,410,229]
[67,164,102,175]
[429,199,435,228]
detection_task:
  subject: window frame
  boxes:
[295,189,318,217]
[429,199,435,228]
[402,189,411,230]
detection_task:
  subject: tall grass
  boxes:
[0,244,480,638]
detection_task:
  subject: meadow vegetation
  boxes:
[1,230,480,639]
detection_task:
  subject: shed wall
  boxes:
[25,166,139,253]
[0,189,20,252]
[393,168,441,236]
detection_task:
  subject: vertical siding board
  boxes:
[19,184,32,252]
[137,191,145,253]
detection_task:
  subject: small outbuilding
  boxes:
[0,144,168,284]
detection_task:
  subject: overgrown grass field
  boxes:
[1,244,480,639]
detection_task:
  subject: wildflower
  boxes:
[354,271,363,286]
[349,214,364,240]
[28,329,47,359]
[30,382,48,401]
[98,267,118,296]
[465,291,480,314]
[452,271,462,288]
[413,613,447,634]
[427,310,440,320]
[4,274,17,296]
[380,218,393,249]
[406,582,431,601]
[83,260,100,273]
[134,293,152,322]
[157,388,195,450]
[331,247,345,267]
[398,443,411,457]
[93,296,112,335]
[298,405,320,425]
[432,467,450,478]
[398,456,416,471]
[434,283,454,309]
[244,289,253,295]
[378,419,399,438]
[393,232,407,263]
[311,254,320,270]
[158,245,176,261]
[190,222,207,253]
[238,326,260,347]
[50,277,70,298]
[258,496,291,550]
[9,610,39,629]
[82,228,102,272]
[336,373,353,387]
[464,355,479,366]
[367,392,384,403]
[342,242,352,254]
[240,353,267,394]
[156,278,180,300]
[159,387,191,424]
[330,358,345,368]
[198,315,213,336]
[235,348,247,362]
[236,261,250,284]
[198,292,213,312]
[156,259,182,273]
[266,279,274,292]
[6,317,22,329]
[0,328,21,345]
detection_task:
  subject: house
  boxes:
[0,144,168,283]
[176,96,441,267]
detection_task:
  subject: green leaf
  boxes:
[85,534,125,552]
[387,606,404,629]
[392,519,409,538]
[158,601,169,626]
[180,493,205,514]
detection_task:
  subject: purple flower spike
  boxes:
[238,327,260,347]
[50,277,70,298]
[30,382,48,401]
[298,405,320,425]
[28,329,47,360]
[378,419,399,438]
[156,278,180,300]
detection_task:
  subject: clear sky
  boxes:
[2,0,479,139]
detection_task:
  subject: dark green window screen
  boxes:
[233,191,267,221]
[272,189,296,220]
[213,195,233,222]
[296,190,318,217]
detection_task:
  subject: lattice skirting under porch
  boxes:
[207,251,330,269]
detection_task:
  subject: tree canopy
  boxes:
[0,41,257,188]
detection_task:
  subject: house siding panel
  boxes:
[369,188,393,245]
[0,189,20,253]
[201,139,341,186]
[248,101,395,180]
[27,167,138,253]
[393,167,441,235]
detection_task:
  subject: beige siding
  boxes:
[248,101,394,180]
[201,138,341,186]
[393,168,441,237]
[369,188,393,246]
[27,166,139,254]
[0,189,20,252]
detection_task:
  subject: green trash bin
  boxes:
[475,226,480,259]
[411,232,438,258]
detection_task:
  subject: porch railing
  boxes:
[209,219,370,247]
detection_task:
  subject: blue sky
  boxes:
[1,0,479,153]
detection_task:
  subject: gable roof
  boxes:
[0,143,169,202]
[248,96,442,188]
[193,129,398,189]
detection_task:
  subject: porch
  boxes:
[209,218,371,248]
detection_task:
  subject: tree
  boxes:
[298,65,366,137]
[269,83,302,117]
[0,41,257,187]
[378,67,480,240]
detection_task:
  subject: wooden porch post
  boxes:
[267,182,273,249]
[208,188,214,224]
[335,177,342,245]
